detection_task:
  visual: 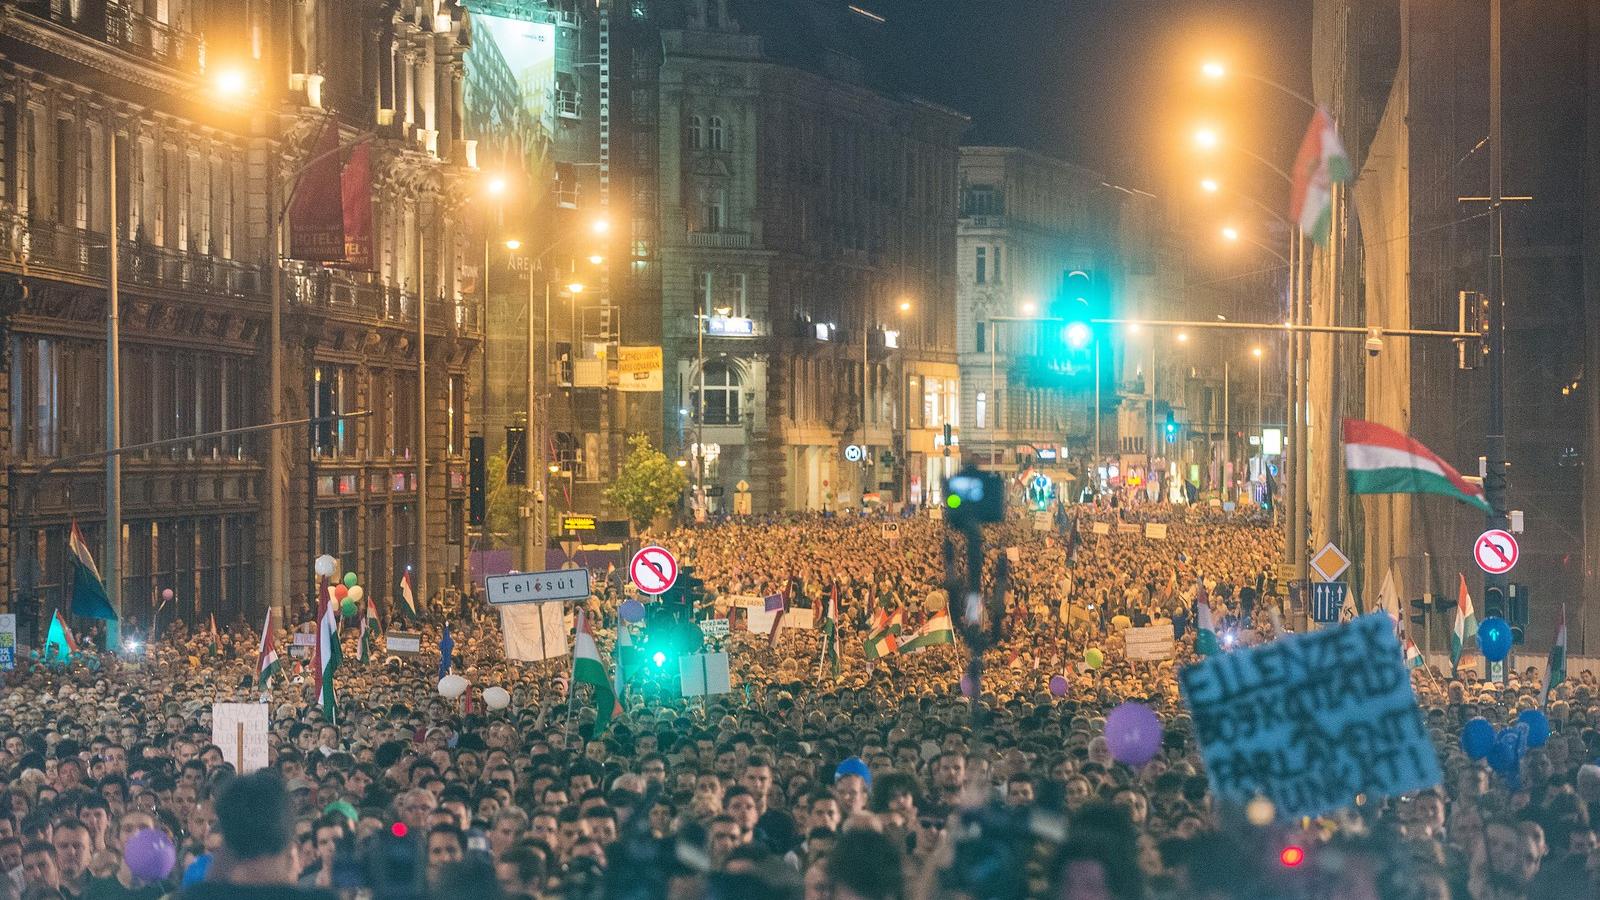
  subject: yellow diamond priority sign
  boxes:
[1309,542,1351,584]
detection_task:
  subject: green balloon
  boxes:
[341,598,357,618]
[343,572,359,588]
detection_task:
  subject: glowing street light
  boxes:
[1021,300,1038,316]
[587,254,605,265]
[898,300,912,313]
[1252,346,1264,359]
[504,239,522,251]
[1200,60,1227,81]
[566,282,585,294]
[1221,226,1241,242]
[1200,177,1220,194]
[1193,126,1221,150]
[213,67,249,99]
[591,218,611,235]
[486,176,508,197]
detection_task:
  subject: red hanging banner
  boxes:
[340,140,374,271]
[288,124,345,262]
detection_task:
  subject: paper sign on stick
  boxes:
[745,607,777,635]
[679,652,731,697]
[211,703,269,774]
[501,601,568,662]
[1124,624,1175,661]
[1179,613,1441,820]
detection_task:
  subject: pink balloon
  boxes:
[160,588,174,601]
[1105,702,1163,767]
[1049,675,1069,697]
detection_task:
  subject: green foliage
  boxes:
[483,449,522,545]
[605,433,688,529]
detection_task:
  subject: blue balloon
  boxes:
[1478,617,1513,662]
[1517,709,1550,748]
[1488,730,1520,773]
[1461,717,1495,760]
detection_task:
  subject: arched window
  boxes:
[707,115,725,151]
[695,361,741,425]
[689,115,704,150]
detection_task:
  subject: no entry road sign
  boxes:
[630,546,679,595]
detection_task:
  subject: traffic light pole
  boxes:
[1484,0,1511,680]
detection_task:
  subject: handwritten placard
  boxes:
[1124,624,1175,661]
[1179,613,1440,820]
[1116,522,1141,535]
[679,652,732,697]
[211,703,269,774]
[1092,522,1111,535]
[1144,523,1169,540]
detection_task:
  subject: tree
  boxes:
[605,433,688,530]
[483,449,523,546]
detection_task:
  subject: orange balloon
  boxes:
[333,585,348,601]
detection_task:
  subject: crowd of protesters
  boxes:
[0,502,1594,899]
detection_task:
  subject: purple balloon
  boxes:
[125,828,175,882]
[1049,675,1069,697]
[619,599,646,623]
[1105,702,1163,767]
[959,675,974,697]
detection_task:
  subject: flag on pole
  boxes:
[614,621,633,704]
[1451,574,1477,671]
[765,593,787,648]
[45,610,78,665]
[208,614,221,657]
[1288,105,1350,245]
[359,596,381,663]
[313,577,342,722]
[1338,584,1361,623]
[863,608,904,660]
[572,611,620,731]
[818,583,841,678]
[438,623,454,679]
[1543,604,1567,706]
[1195,596,1221,656]
[399,570,418,619]
[68,523,116,621]
[256,608,280,687]
[900,610,955,653]
[1402,634,1425,669]
[1342,419,1490,512]
[1376,567,1401,629]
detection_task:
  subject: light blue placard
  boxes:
[1180,612,1441,820]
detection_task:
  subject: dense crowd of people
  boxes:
[0,499,1595,899]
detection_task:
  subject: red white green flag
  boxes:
[572,611,620,731]
[256,608,280,688]
[1343,419,1490,513]
[1289,106,1350,245]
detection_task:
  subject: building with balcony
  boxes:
[609,0,965,514]
[0,0,482,635]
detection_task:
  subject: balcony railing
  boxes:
[33,1,204,73]
[686,231,751,249]
[555,89,581,120]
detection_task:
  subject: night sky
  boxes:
[864,0,1312,199]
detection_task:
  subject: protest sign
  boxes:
[1125,624,1175,661]
[679,652,731,697]
[786,608,815,630]
[1179,612,1440,820]
[500,601,568,662]
[384,630,422,655]
[290,632,315,659]
[699,618,730,639]
[1092,522,1111,535]
[1005,546,1021,563]
[211,703,269,773]
[746,607,777,635]
[1117,522,1141,535]
[1144,523,1169,540]
[0,614,15,670]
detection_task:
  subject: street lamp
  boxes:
[587,254,604,265]
[213,67,249,100]
[486,176,508,197]
[1200,60,1227,81]
[1193,126,1221,150]
[591,218,611,235]
[504,239,522,251]
[1221,226,1240,243]
[1199,177,1220,194]
[1198,59,1317,111]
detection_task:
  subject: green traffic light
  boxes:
[946,494,961,509]
[652,651,667,667]
[1064,322,1092,349]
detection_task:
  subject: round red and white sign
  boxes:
[629,546,679,595]
[1474,529,1519,575]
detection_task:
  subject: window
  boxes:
[704,187,726,232]
[992,245,1002,282]
[689,115,703,150]
[976,391,987,430]
[694,361,741,425]
[696,270,713,312]
[555,75,580,119]
[975,321,986,352]
[707,115,725,151]
[448,374,464,456]
[312,365,349,458]
[554,162,578,208]
[975,246,986,284]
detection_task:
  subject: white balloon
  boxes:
[437,674,469,699]
[483,686,511,710]
[347,585,365,603]
[314,555,337,578]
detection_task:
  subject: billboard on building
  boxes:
[618,346,664,392]
[463,12,557,178]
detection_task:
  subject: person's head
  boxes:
[825,828,903,900]
[707,814,744,867]
[934,751,965,791]
[1485,819,1541,889]
[833,774,868,816]
[314,815,348,870]
[809,795,842,832]
[214,771,299,882]
[742,757,775,810]
[50,818,90,882]
[426,823,467,880]
[724,785,760,832]
[20,841,57,889]
[1005,773,1036,807]
[114,811,156,854]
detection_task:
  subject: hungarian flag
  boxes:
[1376,567,1402,629]
[68,523,116,621]
[399,570,418,619]
[1402,634,1425,669]
[901,610,955,653]
[1343,419,1490,513]
[256,608,280,687]
[1451,575,1477,671]
[864,608,903,660]
[359,596,381,663]
[45,610,78,665]
[1194,596,1220,656]
[572,611,620,731]
[818,583,841,677]
[208,614,221,657]
[1543,604,1567,706]
[314,578,342,722]
[1288,105,1350,245]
